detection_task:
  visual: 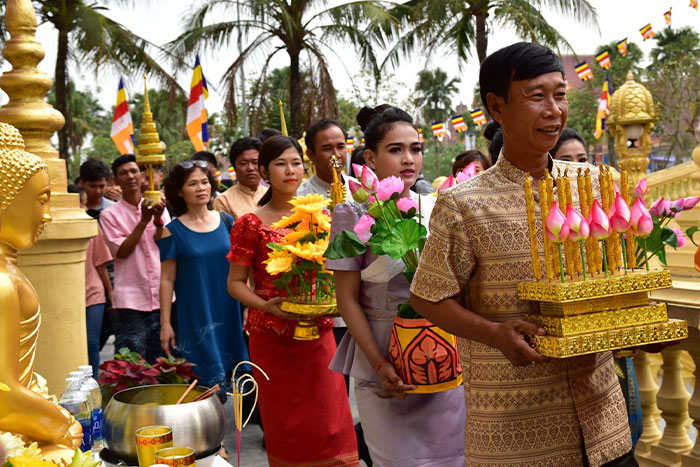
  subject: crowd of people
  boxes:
[70,42,647,467]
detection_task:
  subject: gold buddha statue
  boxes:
[0,123,74,447]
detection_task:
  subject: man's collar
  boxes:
[235,182,259,195]
[495,150,554,184]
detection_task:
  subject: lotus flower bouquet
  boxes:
[264,194,336,340]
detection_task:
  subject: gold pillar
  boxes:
[607,71,657,193]
[0,0,96,392]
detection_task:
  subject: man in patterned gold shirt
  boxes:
[409,42,636,467]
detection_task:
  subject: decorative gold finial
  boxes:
[279,100,288,136]
[328,155,345,211]
[136,75,166,203]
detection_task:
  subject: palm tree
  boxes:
[167,0,395,137]
[382,0,598,68]
[0,0,184,161]
[413,68,459,177]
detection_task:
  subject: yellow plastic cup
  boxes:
[154,446,196,467]
[135,425,173,467]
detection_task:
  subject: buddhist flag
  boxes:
[640,23,655,41]
[214,169,222,183]
[186,55,209,151]
[575,61,594,81]
[451,115,468,132]
[664,8,672,25]
[110,78,135,155]
[594,74,610,140]
[418,128,424,143]
[595,50,611,70]
[346,137,354,154]
[691,0,698,10]
[470,108,488,126]
[616,38,628,56]
[564,79,572,90]
[431,121,446,141]
[228,166,236,180]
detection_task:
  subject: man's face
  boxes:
[490,71,568,158]
[307,125,346,183]
[115,161,142,194]
[234,149,260,190]
[81,178,106,205]
[140,166,163,192]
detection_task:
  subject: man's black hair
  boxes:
[112,154,137,176]
[228,137,262,166]
[80,159,111,182]
[479,42,564,115]
[191,151,218,168]
[304,119,346,153]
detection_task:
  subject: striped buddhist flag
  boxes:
[214,169,222,183]
[470,108,487,126]
[691,0,698,10]
[228,166,236,180]
[418,128,424,143]
[346,137,354,154]
[616,38,628,56]
[575,61,594,81]
[431,121,446,141]
[640,23,655,41]
[451,115,468,132]
[110,78,135,155]
[564,79,572,90]
[595,50,611,70]
[594,74,611,140]
[186,55,209,151]
[664,8,672,25]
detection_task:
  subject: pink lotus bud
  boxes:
[588,199,610,240]
[545,202,570,243]
[361,165,379,193]
[352,163,363,179]
[670,198,685,213]
[671,227,687,247]
[683,197,700,210]
[630,197,653,236]
[456,162,477,183]
[353,214,375,242]
[609,194,631,233]
[566,204,590,242]
[367,194,376,204]
[348,179,369,203]
[377,176,404,201]
[613,182,620,194]
[438,175,455,194]
[396,197,419,215]
[649,198,671,217]
[634,179,648,198]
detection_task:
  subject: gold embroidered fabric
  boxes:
[411,156,632,467]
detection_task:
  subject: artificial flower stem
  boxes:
[643,236,650,271]
[557,243,565,283]
[620,234,628,274]
[601,240,609,278]
[578,242,587,280]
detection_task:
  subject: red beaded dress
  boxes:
[227,213,359,467]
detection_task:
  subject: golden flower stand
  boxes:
[518,269,688,358]
[280,301,338,341]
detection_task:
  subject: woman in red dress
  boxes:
[227,135,359,466]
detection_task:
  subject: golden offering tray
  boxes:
[519,270,688,358]
[280,301,338,341]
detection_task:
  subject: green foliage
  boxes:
[84,136,121,165]
[413,68,460,125]
[565,88,598,145]
[422,142,467,181]
[324,230,367,260]
[381,220,427,259]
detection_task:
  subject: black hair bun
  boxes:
[356,106,377,132]
[483,120,501,140]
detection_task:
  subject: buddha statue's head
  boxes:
[0,123,51,251]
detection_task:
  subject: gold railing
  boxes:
[633,145,700,466]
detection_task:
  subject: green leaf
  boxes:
[662,226,678,248]
[686,225,700,247]
[397,301,423,319]
[382,220,427,259]
[324,230,367,259]
[267,242,283,251]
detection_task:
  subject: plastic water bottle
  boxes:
[69,371,94,448]
[60,377,92,452]
[79,365,104,452]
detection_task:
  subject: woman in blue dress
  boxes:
[158,160,249,395]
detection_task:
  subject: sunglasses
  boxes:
[179,160,209,169]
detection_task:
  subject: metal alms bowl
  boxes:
[103,384,225,465]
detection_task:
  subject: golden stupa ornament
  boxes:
[328,154,345,212]
[136,75,166,203]
[606,71,657,190]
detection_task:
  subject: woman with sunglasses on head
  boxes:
[158,159,249,397]
[227,135,358,466]
[326,106,466,466]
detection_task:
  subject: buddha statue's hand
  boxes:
[55,407,82,449]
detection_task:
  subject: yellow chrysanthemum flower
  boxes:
[7,455,58,467]
[264,250,294,275]
[290,194,328,214]
[312,212,331,232]
[311,238,329,263]
[282,230,309,245]
[283,242,316,261]
[271,211,306,229]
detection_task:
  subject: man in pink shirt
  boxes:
[101,154,170,363]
